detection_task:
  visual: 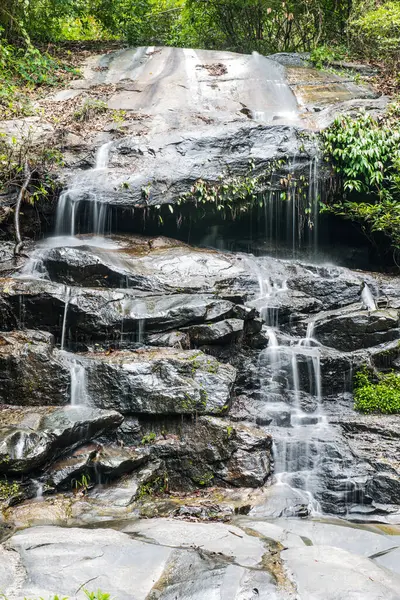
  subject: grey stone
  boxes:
[78,348,236,415]
[282,545,400,599]
[0,278,237,347]
[0,405,123,474]
[183,319,244,346]
[314,307,399,351]
[0,330,69,405]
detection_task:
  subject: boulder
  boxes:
[0,330,69,405]
[46,443,149,490]
[183,319,244,346]
[0,405,123,474]
[140,416,272,489]
[338,415,400,506]
[76,348,236,415]
[314,307,399,351]
[39,235,244,293]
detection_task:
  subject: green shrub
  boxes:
[354,368,400,414]
[310,44,347,69]
[321,104,400,250]
[349,1,400,70]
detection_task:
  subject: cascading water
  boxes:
[70,359,89,406]
[247,255,359,517]
[55,141,113,237]
[60,285,71,351]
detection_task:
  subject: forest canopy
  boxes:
[0,0,399,66]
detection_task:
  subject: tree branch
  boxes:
[14,160,31,256]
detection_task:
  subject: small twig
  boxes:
[13,160,31,257]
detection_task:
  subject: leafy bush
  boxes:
[0,28,79,118]
[310,44,347,68]
[349,1,400,71]
[322,104,400,250]
[354,368,400,414]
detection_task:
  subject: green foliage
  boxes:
[83,590,111,600]
[322,104,400,249]
[0,28,79,119]
[0,131,63,220]
[0,477,19,501]
[349,1,400,71]
[141,432,156,445]
[310,44,347,68]
[354,367,400,414]
[71,473,91,493]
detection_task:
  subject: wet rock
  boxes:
[338,415,400,505]
[268,52,311,67]
[146,330,190,349]
[46,443,149,490]
[0,243,18,277]
[88,459,166,508]
[0,278,238,347]
[0,330,69,406]
[78,348,236,415]
[183,319,244,346]
[142,416,272,489]
[314,307,399,351]
[281,545,400,599]
[2,520,284,600]
[0,405,123,475]
[41,236,244,293]
[123,518,266,567]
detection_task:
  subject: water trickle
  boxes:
[13,432,25,460]
[70,358,89,406]
[361,282,376,311]
[32,479,44,501]
[95,141,113,170]
[60,286,71,351]
[54,141,113,236]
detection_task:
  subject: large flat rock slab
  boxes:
[282,544,400,599]
[22,234,245,292]
[0,278,239,347]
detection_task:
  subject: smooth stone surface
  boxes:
[123,518,266,567]
[5,526,172,600]
[314,307,400,351]
[282,545,400,600]
[0,278,238,346]
[273,518,397,556]
[40,235,244,292]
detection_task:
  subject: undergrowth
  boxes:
[0,28,80,119]
[321,101,400,253]
[354,367,400,414]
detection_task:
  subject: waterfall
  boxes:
[361,282,377,311]
[60,286,71,351]
[95,141,113,170]
[70,357,89,406]
[32,479,44,501]
[249,254,357,517]
[54,141,113,237]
